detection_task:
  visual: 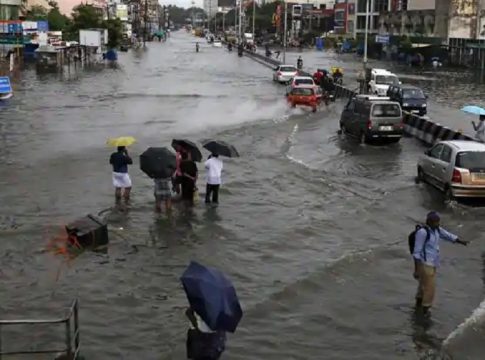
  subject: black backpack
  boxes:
[408,225,430,260]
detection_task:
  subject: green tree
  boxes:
[25,5,48,20]
[47,1,71,31]
[71,4,103,30]
[103,18,123,49]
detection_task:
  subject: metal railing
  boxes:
[0,299,80,359]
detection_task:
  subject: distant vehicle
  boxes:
[244,33,254,45]
[273,65,299,84]
[368,69,400,96]
[339,95,403,143]
[213,40,222,47]
[287,85,320,112]
[289,76,315,87]
[417,140,485,200]
[387,84,428,116]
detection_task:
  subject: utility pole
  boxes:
[362,0,370,93]
[238,0,243,42]
[143,0,148,46]
[234,1,238,34]
[252,0,256,41]
[283,0,287,63]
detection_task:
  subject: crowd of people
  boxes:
[109,145,224,214]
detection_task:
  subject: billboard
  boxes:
[116,4,128,21]
[218,0,236,7]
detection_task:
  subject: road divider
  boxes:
[242,49,475,146]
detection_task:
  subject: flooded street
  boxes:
[1,32,485,359]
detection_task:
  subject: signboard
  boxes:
[375,35,390,44]
[116,4,128,21]
[0,77,12,95]
[38,21,49,32]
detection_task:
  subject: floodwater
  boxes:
[0,32,484,359]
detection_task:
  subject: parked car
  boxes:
[273,65,299,83]
[368,68,400,96]
[417,140,485,200]
[387,85,427,116]
[339,95,403,143]
[287,85,320,112]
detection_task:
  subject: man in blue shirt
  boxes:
[413,212,468,314]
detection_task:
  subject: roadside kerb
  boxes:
[241,50,475,146]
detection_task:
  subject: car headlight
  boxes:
[422,104,427,107]
[403,103,409,107]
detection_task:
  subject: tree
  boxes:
[103,19,123,49]
[25,5,48,20]
[71,4,103,30]
[47,1,71,32]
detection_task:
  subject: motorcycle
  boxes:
[238,47,243,57]
[228,43,233,52]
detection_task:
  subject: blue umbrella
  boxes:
[461,105,485,116]
[181,261,243,333]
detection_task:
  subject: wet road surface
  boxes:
[1,32,485,359]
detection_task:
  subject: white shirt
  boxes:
[476,121,485,142]
[190,312,215,333]
[205,157,223,185]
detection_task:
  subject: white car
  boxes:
[273,65,299,84]
[289,76,315,87]
[417,140,485,200]
[368,69,400,96]
[213,40,222,47]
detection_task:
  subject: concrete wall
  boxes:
[448,0,479,39]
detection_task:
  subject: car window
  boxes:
[295,78,314,85]
[403,89,425,99]
[455,151,485,170]
[346,100,355,112]
[292,88,313,96]
[429,144,444,159]
[376,75,399,85]
[440,146,452,163]
[281,66,297,72]
[371,104,401,117]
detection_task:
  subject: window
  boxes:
[295,78,314,85]
[455,151,485,170]
[357,0,367,13]
[403,89,425,99]
[346,100,356,112]
[357,16,366,30]
[440,146,452,163]
[372,104,401,117]
[429,144,444,159]
[347,20,354,34]
[280,66,297,72]
[376,75,399,85]
[374,0,389,12]
[292,88,313,96]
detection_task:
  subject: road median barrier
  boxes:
[239,51,475,145]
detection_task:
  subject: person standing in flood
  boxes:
[154,176,172,213]
[205,153,223,205]
[109,146,133,201]
[186,308,226,360]
[180,152,198,206]
[472,115,485,142]
[413,212,468,315]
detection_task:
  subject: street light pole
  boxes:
[238,0,243,42]
[252,0,256,41]
[363,0,369,67]
[283,0,287,63]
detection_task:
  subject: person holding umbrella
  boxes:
[107,137,136,201]
[180,152,198,206]
[204,153,223,205]
[472,115,485,143]
[181,261,243,360]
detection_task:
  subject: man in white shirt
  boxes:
[205,153,223,205]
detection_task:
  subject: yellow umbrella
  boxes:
[106,136,136,147]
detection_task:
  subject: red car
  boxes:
[287,85,320,112]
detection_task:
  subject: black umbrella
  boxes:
[202,140,240,158]
[139,147,176,179]
[171,139,202,162]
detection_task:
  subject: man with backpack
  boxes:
[410,212,468,315]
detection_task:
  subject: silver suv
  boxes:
[339,95,403,143]
[417,140,485,200]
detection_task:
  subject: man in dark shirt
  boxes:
[109,146,133,201]
[180,152,198,206]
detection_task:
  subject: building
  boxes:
[333,0,355,35]
[355,0,391,35]
[0,0,22,20]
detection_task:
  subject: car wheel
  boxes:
[415,167,425,184]
[445,186,455,202]
[312,106,317,113]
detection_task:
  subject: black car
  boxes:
[386,85,428,116]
